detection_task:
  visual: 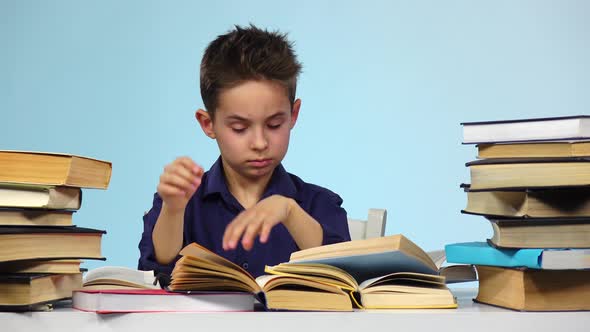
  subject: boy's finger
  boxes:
[157,183,186,197]
[161,173,197,193]
[259,223,273,244]
[176,157,204,177]
[241,219,263,251]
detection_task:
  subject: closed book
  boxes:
[72,289,255,313]
[475,266,590,311]
[487,218,590,249]
[0,150,112,189]
[445,242,590,270]
[462,115,590,144]
[0,209,73,226]
[0,226,105,262]
[0,273,82,308]
[477,141,590,159]
[462,185,590,218]
[0,184,81,210]
[0,260,82,274]
[467,157,590,190]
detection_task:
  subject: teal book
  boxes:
[445,242,590,270]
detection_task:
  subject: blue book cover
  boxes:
[445,242,543,269]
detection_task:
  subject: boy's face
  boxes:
[197,80,300,181]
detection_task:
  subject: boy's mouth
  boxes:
[247,159,273,168]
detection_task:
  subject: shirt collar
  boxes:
[203,157,299,202]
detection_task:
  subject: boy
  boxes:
[138,25,350,278]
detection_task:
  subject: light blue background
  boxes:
[2,1,589,270]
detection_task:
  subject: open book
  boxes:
[169,243,351,311]
[169,235,459,310]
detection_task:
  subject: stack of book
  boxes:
[446,115,590,311]
[0,150,111,311]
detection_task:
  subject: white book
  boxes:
[0,183,81,209]
[462,115,590,144]
[73,289,255,313]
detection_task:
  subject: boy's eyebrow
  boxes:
[225,111,288,122]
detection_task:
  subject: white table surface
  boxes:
[2,288,589,332]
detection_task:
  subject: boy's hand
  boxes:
[157,157,204,212]
[223,195,294,251]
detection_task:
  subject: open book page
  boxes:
[83,266,159,289]
[358,272,447,293]
[265,263,357,290]
[170,243,261,293]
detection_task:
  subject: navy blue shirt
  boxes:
[138,157,350,278]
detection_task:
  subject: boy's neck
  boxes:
[222,162,273,209]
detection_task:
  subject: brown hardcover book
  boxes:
[0,183,81,210]
[487,218,590,249]
[0,273,82,308]
[0,209,73,226]
[169,243,352,311]
[478,141,590,159]
[0,260,81,274]
[0,226,105,262]
[0,150,112,189]
[467,157,590,190]
[475,266,590,311]
[462,185,590,218]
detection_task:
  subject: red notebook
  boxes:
[72,288,255,313]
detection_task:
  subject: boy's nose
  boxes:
[250,128,269,151]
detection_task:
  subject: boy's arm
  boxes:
[223,195,326,251]
[152,157,203,264]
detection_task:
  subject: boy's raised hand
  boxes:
[157,157,204,212]
[222,195,293,251]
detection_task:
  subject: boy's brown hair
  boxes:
[200,24,302,119]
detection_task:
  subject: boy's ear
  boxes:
[196,109,216,139]
[290,99,301,129]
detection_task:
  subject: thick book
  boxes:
[487,218,590,249]
[445,242,590,270]
[73,289,255,313]
[475,266,590,311]
[0,226,105,262]
[467,157,590,190]
[477,141,590,159]
[169,243,352,311]
[0,150,112,189]
[0,273,82,308]
[82,266,160,290]
[462,185,590,218]
[282,235,457,309]
[0,259,82,274]
[462,115,590,144]
[0,184,81,210]
[0,209,73,226]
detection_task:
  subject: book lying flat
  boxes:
[282,235,457,309]
[467,157,590,190]
[0,209,74,226]
[446,242,590,270]
[0,226,105,262]
[477,141,590,159]
[265,263,456,309]
[475,266,590,311]
[487,218,590,249]
[0,259,82,274]
[0,273,82,308]
[169,243,353,311]
[462,115,590,144]
[73,289,255,313]
[82,266,160,290]
[462,185,590,218]
[0,150,112,189]
[0,184,81,210]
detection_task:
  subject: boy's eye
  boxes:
[231,127,246,133]
[268,123,282,129]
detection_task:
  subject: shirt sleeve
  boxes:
[137,193,177,275]
[309,190,351,245]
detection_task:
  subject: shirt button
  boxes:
[242,262,249,270]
